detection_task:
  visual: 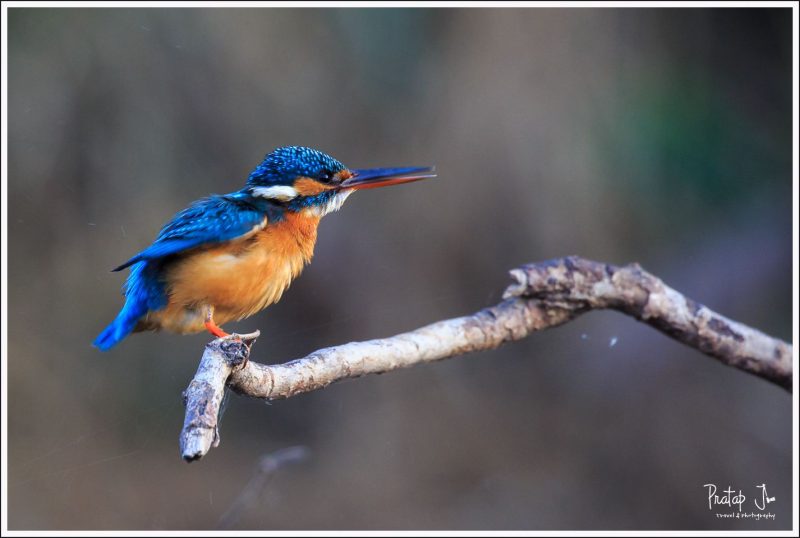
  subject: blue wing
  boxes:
[112,193,268,272]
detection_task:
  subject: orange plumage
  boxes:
[137,211,320,334]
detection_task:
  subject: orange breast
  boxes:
[143,212,321,334]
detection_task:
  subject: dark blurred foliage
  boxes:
[6,7,793,530]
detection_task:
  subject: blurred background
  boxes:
[6,7,793,531]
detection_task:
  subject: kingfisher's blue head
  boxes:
[245,146,436,216]
[247,146,346,188]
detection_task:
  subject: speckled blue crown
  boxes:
[247,146,346,186]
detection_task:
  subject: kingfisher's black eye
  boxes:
[319,170,333,183]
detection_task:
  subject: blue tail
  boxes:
[94,261,166,351]
[93,297,147,351]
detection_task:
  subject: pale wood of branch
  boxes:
[180,256,792,461]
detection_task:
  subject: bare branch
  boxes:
[179,331,260,461]
[180,256,792,461]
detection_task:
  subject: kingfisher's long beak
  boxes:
[339,166,436,191]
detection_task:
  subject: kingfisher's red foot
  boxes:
[204,320,230,338]
[204,307,230,338]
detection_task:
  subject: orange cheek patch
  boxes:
[294,177,333,196]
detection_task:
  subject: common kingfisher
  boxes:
[94,146,435,350]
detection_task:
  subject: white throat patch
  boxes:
[304,189,354,217]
